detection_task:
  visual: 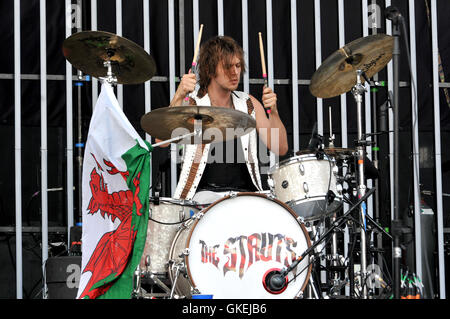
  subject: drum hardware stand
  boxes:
[151,119,203,148]
[132,265,142,298]
[350,69,370,298]
[169,249,190,299]
[328,106,335,148]
[328,213,348,297]
[267,188,376,298]
[75,68,84,223]
[99,58,118,86]
[146,273,172,297]
[385,5,402,299]
[305,261,321,299]
[169,261,185,299]
[133,256,173,299]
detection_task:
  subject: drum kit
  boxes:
[63,30,394,299]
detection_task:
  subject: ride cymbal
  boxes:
[62,30,156,84]
[309,34,393,99]
[141,106,256,144]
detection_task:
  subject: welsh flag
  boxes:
[76,83,152,299]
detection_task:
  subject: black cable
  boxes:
[148,216,192,226]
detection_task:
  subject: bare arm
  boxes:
[250,87,288,156]
[155,72,197,146]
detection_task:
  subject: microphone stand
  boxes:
[386,6,402,299]
[276,188,377,297]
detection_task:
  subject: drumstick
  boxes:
[184,24,204,102]
[258,32,271,114]
[192,24,204,68]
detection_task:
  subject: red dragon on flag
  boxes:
[78,157,144,299]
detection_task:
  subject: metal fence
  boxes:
[8,0,446,299]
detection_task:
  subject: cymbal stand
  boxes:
[350,69,368,298]
[328,106,335,148]
[151,119,203,148]
[326,106,345,296]
[100,57,118,86]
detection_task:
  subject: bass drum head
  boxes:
[170,193,312,299]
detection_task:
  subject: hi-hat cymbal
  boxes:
[62,31,156,84]
[141,106,256,144]
[309,34,393,99]
[296,147,355,158]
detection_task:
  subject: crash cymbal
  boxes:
[309,34,393,99]
[62,31,156,84]
[296,147,355,157]
[141,106,256,144]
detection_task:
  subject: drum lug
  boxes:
[181,248,190,257]
[336,184,343,195]
[267,177,274,188]
[178,208,186,223]
[332,165,339,176]
[229,191,238,198]
[303,182,309,196]
[145,255,151,270]
[296,216,305,224]
[193,211,205,221]
[298,163,305,175]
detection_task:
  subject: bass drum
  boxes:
[168,193,312,299]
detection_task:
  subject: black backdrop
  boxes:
[0,0,449,298]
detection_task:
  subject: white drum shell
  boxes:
[268,154,343,221]
[140,198,199,275]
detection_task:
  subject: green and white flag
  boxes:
[77,83,151,299]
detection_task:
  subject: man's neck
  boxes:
[207,82,233,108]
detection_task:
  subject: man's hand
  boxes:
[171,70,197,106]
[261,86,278,113]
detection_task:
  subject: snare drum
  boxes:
[140,197,200,275]
[168,193,311,299]
[267,154,343,221]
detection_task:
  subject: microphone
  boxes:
[262,268,288,294]
[379,100,389,133]
[385,6,403,23]
[307,122,322,151]
[378,90,393,133]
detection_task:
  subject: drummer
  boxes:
[159,35,288,204]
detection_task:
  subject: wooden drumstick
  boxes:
[258,32,271,114]
[184,24,204,102]
[192,24,204,69]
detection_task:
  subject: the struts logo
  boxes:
[199,232,298,279]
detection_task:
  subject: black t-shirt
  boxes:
[197,138,257,192]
